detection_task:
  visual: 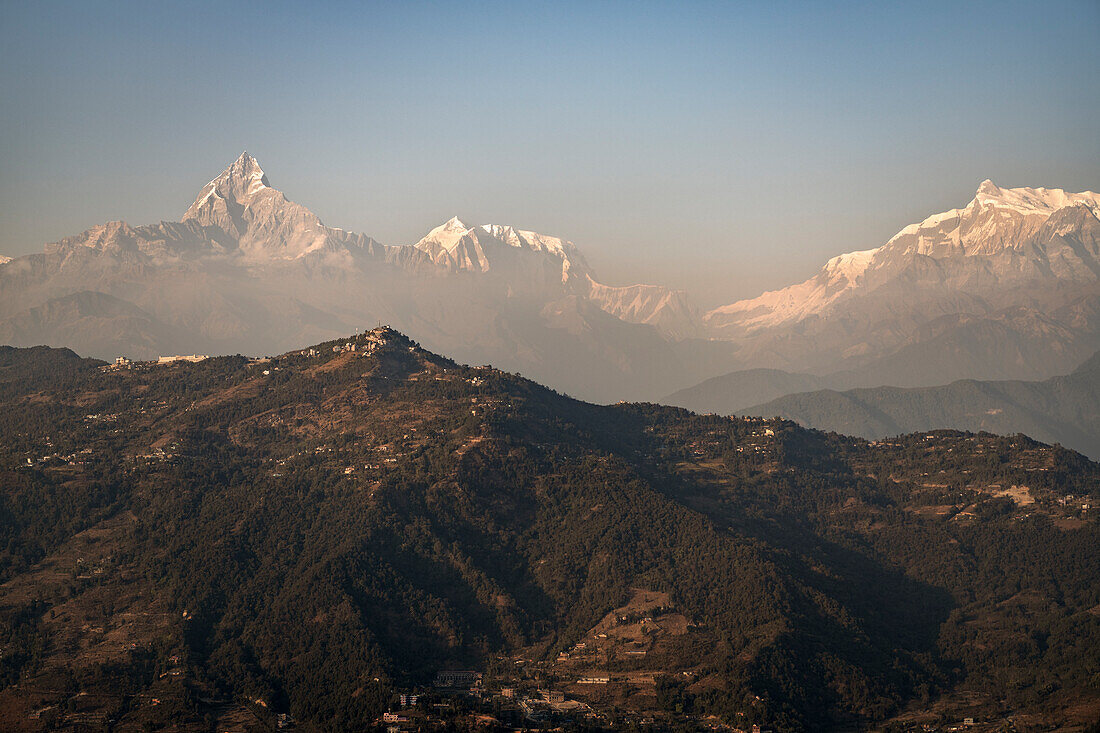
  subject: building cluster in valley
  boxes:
[373,661,1006,733]
[371,661,766,732]
[366,589,773,730]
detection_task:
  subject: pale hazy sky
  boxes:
[1,0,1097,305]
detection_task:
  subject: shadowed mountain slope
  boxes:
[0,331,1097,730]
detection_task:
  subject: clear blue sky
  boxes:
[1,0,1097,304]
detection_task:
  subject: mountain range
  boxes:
[0,331,1097,730]
[738,349,1100,460]
[1,154,1097,404]
[0,153,717,401]
[703,180,1100,383]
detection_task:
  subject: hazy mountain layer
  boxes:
[0,154,702,401]
[666,297,1100,414]
[2,157,1098,401]
[665,368,841,415]
[745,350,1100,459]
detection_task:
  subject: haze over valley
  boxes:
[2,153,1097,411]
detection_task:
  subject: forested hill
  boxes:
[1,329,1098,731]
[746,351,1100,460]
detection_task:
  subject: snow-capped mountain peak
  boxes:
[415,218,587,276]
[478,224,571,259]
[227,150,269,187]
[441,215,468,231]
[174,153,379,261]
[707,180,1100,334]
[976,178,1000,196]
[823,248,877,285]
[183,152,271,220]
[883,181,1100,249]
[970,180,1100,218]
[41,157,344,261]
[416,216,473,255]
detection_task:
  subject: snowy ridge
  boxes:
[183,155,690,331]
[888,180,1100,245]
[972,179,1100,218]
[823,248,877,284]
[5,154,1099,399]
[413,217,587,281]
[408,214,699,333]
[480,224,571,259]
[708,180,1100,332]
[584,275,700,338]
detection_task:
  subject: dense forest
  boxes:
[0,331,1097,731]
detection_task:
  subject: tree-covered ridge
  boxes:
[0,330,1097,731]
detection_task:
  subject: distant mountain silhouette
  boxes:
[745,351,1100,459]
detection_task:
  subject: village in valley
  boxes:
[367,589,760,732]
